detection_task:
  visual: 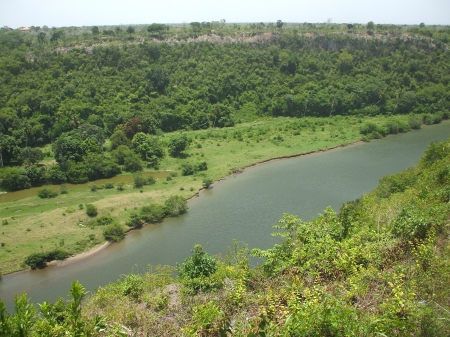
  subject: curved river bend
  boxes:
[1,122,449,311]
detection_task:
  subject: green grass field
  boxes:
[0,115,404,275]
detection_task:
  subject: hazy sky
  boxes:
[1,0,449,28]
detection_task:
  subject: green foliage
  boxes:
[37,188,58,198]
[164,195,188,216]
[181,161,208,176]
[168,133,190,157]
[183,301,224,336]
[85,203,98,217]
[139,203,166,223]
[179,244,218,280]
[202,177,213,188]
[0,167,31,191]
[90,215,115,227]
[133,172,147,188]
[24,248,70,269]
[102,223,125,242]
[359,121,387,139]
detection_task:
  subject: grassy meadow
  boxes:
[0,115,406,275]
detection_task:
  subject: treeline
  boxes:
[0,23,449,186]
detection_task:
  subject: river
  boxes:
[1,122,449,312]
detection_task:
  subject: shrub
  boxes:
[164,195,188,216]
[178,244,218,279]
[90,215,115,227]
[59,183,68,194]
[182,161,208,176]
[408,115,422,129]
[126,213,144,228]
[104,182,115,189]
[140,204,166,223]
[85,204,98,217]
[37,188,58,198]
[116,182,125,191]
[89,183,98,192]
[24,252,47,269]
[133,172,147,188]
[103,223,125,242]
[202,178,213,188]
[147,176,156,185]
[24,249,69,269]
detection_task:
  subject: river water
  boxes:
[1,122,449,312]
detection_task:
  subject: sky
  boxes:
[1,0,449,29]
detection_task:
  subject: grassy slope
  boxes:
[0,115,403,274]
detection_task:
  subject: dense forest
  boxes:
[0,22,450,190]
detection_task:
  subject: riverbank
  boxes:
[0,115,432,276]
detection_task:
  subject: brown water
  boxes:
[0,122,449,312]
[0,172,169,203]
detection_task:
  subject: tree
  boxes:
[103,223,125,242]
[53,131,84,166]
[126,26,135,35]
[78,124,105,151]
[131,132,164,167]
[110,130,131,150]
[145,66,169,94]
[276,20,284,29]
[190,22,202,33]
[147,23,168,33]
[164,195,188,216]
[367,21,375,30]
[37,31,46,43]
[0,167,31,191]
[91,26,99,35]
[21,147,44,165]
[168,134,189,157]
[123,151,143,172]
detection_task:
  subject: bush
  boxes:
[202,178,213,188]
[37,188,58,198]
[178,244,218,279]
[147,176,156,185]
[103,223,125,242]
[0,167,31,191]
[85,204,98,217]
[24,252,47,269]
[408,115,422,129]
[24,249,70,269]
[59,183,68,194]
[126,213,144,228]
[133,172,147,188]
[164,195,188,216]
[140,204,166,223]
[90,215,115,227]
[104,182,115,189]
[181,161,208,176]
